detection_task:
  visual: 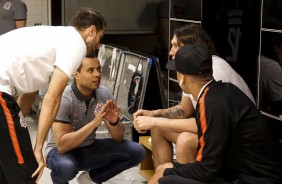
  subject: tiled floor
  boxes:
[26,116,147,184]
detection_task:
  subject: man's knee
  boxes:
[131,141,146,163]
[176,132,198,151]
[53,162,78,181]
[151,127,164,139]
[47,155,78,181]
[121,140,146,165]
[151,127,174,143]
[175,132,198,162]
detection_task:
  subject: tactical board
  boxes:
[97,44,127,97]
[114,51,152,121]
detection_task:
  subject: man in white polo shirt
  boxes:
[0,7,106,184]
[133,24,255,170]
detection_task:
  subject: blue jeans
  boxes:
[46,138,145,184]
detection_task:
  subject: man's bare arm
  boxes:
[134,115,198,134]
[156,95,195,119]
[32,67,69,182]
[17,92,37,117]
[15,20,26,29]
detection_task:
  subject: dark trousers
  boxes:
[159,175,233,184]
[0,92,38,184]
[158,173,281,184]
[46,139,146,184]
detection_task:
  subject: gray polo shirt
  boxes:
[0,0,27,35]
[45,82,114,156]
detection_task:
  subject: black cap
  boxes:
[166,45,212,75]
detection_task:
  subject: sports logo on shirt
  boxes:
[19,111,27,128]
[94,103,104,115]
[3,2,12,10]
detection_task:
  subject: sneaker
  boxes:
[77,171,97,184]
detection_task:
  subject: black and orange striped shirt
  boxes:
[164,80,282,183]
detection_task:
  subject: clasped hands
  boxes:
[96,100,120,124]
[133,109,156,133]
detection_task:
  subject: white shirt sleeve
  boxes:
[54,37,87,78]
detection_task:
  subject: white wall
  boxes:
[24,0,50,26]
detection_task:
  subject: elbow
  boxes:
[112,135,124,142]
[56,144,68,154]
[43,92,61,107]
[115,137,124,142]
[113,139,124,143]
[57,147,66,155]
[183,108,194,118]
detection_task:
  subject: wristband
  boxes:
[109,117,120,126]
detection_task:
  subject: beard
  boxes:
[86,47,96,57]
[85,41,96,57]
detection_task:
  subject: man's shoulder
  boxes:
[62,84,73,94]
[96,85,111,95]
[207,81,251,105]
[10,0,27,7]
[97,85,110,92]
[13,0,26,3]
[210,81,240,93]
[61,85,75,100]
[96,85,114,101]
[212,55,234,72]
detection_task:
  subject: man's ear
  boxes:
[177,73,184,82]
[179,74,185,86]
[179,79,184,87]
[90,25,97,37]
[73,71,79,80]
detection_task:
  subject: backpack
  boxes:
[127,63,143,114]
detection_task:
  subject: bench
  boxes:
[139,136,155,181]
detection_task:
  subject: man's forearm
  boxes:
[106,120,124,142]
[17,92,37,117]
[153,117,198,134]
[158,105,185,119]
[15,20,26,28]
[34,94,60,152]
[56,120,102,154]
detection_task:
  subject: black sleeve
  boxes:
[172,88,234,182]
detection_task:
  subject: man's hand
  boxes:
[133,109,160,133]
[92,101,109,127]
[32,148,46,183]
[133,109,155,119]
[133,116,156,133]
[104,100,120,123]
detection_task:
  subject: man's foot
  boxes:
[77,171,97,184]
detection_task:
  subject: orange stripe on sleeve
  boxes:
[0,92,24,164]
[196,87,209,162]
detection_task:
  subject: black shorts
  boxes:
[159,175,232,184]
[0,92,38,184]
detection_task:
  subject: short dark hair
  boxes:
[174,24,217,55]
[166,45,212,75]
[76,55,97,72]
[69,7,106,31]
